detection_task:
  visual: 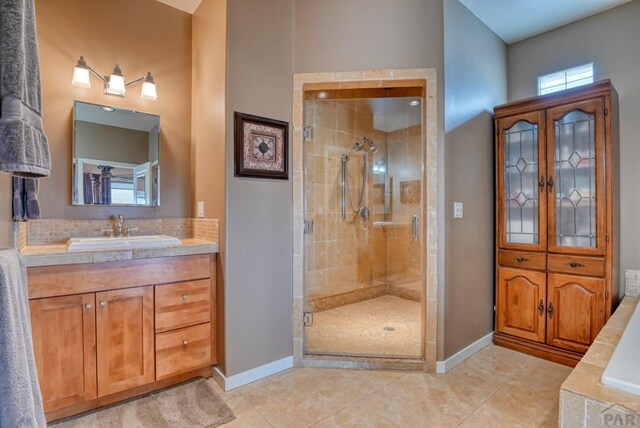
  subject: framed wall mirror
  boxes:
[72,101,160,206]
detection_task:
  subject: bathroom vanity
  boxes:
[26,252,217,421]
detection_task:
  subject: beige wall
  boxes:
[443,0,507,357]
[224,0,294,376]
[507,1,640,279]
[191,0,228,372]
[34,0,192,220]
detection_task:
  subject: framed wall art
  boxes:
[234,112,289,179]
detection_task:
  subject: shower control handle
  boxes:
[412,215,419,240]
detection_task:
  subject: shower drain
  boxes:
[383,326,396,331]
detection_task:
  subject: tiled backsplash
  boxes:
[625,269,640,297]
[16,218,219,247]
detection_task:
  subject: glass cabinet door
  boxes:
[497,111,547,252]
[546,98,606,255]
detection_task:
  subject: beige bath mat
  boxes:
[52,379,235,427]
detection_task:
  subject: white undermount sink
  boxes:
[67,235,182,252]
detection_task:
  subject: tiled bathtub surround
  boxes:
[625,269,640,296]
[559,296,640,427]
[21,218,219,246]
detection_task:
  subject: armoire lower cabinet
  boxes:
[493,80,620,366]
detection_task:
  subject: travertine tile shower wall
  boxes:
[305,99,388,308]
[386,124,422,284]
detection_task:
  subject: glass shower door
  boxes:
[302,95,425,359]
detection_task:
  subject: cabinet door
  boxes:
[30,294,97,412]
[497,267,547,343]
[497,111,547,252]
[546,98,606,256]
[96,287,154,396]
[546,273,605,353]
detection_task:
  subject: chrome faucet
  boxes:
[117,214,126,237]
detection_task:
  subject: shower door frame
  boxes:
[292,69,439,372]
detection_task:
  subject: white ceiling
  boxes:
[155,0,203,14]
[459,0,633,44]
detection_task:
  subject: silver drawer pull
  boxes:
[182,293,189,301]
[85,303,92,309]
[182,340,189,347]
[99,301,107,307]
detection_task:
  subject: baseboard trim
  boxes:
[213,355,294,391]
[435,332,493,374]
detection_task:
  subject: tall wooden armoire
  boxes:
[493,80,619,366]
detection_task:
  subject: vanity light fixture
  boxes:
[72,56,158,101]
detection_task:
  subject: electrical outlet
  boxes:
[453,202,463,219]
[197,201,205,218]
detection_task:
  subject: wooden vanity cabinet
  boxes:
[30,294,97,413]
[27,254,217,421]
[96,287,155,396]
[493,81,619,366]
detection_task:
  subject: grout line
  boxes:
[308,371,409,427]
[454,385,504,427]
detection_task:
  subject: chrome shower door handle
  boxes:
[412,215,419,240]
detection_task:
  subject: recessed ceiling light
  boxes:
[409,100,420,106]
[100,106,115,112]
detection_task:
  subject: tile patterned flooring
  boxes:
[215,344,572,428]
[305,296,422,358]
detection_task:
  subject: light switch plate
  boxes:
[453,202,463,219]
[197,201,205,218]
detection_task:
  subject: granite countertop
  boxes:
[560,295,640,415]
[20,238,219,267]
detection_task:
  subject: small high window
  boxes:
[538,63,594,96]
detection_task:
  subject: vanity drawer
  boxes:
[155,279,211,333]
[547,254,605,277]
[498,250,546,271]
[155,323,211,380]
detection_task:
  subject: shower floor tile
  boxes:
[305,295,421,358]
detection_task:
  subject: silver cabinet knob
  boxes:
[181,293,188,301]
[85,303,92,309]
[182,340,189,347]
[99,301,107,307]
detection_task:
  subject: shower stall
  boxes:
[303,90,425,359]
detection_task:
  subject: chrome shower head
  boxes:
[362,137,379,153]
[342,137,379,162]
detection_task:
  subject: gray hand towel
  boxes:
[12,175,25,220]
[0,0,51,178]
[0,249,46,427]
[24,177,40,219]
[12,176,40,220]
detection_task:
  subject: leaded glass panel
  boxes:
[554,110,596,248]
[504,121,539,244]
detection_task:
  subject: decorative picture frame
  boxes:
[234,112,289,180]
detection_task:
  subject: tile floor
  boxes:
[215,344,572,428]
[305,295,422,358]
